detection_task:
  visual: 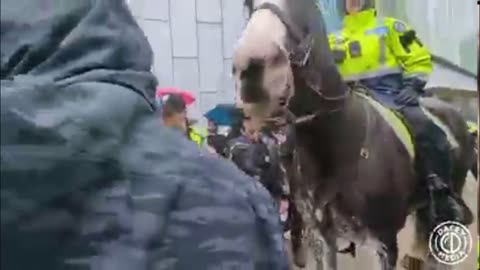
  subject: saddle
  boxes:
[354,89,459,161]
[355,90,416,159]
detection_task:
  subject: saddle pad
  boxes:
[419,107,459,149]
[356,92,415,159]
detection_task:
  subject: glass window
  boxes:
[377,0,478,74]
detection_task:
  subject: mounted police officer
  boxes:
[328,0,470,225]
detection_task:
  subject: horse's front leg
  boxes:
[282,152,309,268]
[319,232,337,270]
[289,201,308,268]
[304,227,324,270]
[377,234,399,270]
[318,208,337,270]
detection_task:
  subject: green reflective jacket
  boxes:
[189,126,206,147]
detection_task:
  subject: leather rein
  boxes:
[252,3,349,125]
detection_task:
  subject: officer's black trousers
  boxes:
[399,106,452,182]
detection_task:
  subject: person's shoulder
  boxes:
[123,118,287,267]
[228,135,249,145]
[164,153,286,268]
[382,17,410,33]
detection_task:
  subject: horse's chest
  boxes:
[292,188,376,248]
[292,187,317,222]
[288,149,380,247]
[329,207,369,244]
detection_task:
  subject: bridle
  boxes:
[251,2,349,125]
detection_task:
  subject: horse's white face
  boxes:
[233,0,294,129]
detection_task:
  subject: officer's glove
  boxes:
[394,87,420,106]
[395,77,426,106]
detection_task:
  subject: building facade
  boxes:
[127,0,247,121]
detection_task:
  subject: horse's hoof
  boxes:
[293,243,308,268]
[337,242,356,258]
[400,255,423,270]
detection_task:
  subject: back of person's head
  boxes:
[158,94,188,133]
[160,94,186,118]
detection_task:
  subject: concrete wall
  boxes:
[427,87,478,122]
[127,0,248,122]
[427,61,476,92]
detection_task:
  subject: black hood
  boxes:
[0,0,158,236]
[1,0,156,100]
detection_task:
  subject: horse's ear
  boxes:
[244,0,254,15]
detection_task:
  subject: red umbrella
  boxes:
[155,87,196,105]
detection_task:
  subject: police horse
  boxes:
[232,0,476,269]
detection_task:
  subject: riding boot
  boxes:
[415,117,472,227]
[401,107,472,228]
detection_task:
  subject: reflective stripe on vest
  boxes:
[334,32,342,46]
[377,17,387,67]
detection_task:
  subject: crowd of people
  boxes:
[156,90,287,207]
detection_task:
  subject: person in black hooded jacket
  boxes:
[226,113,284,201]
[0,1,288,269]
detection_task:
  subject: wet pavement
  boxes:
[289,173,477,270]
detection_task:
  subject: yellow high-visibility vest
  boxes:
[188,126,206,147]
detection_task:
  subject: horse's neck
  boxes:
[309,35,348,100]
[294,36,355,166]
[295,95,366,172]
[287,0,348,99]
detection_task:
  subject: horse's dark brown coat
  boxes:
[240,1,475,269]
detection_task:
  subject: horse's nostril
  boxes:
[279,97,287,106]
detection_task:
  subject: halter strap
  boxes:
[252,2,350,124]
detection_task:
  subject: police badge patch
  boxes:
[393,21,407,33]
[348,41,362,58]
